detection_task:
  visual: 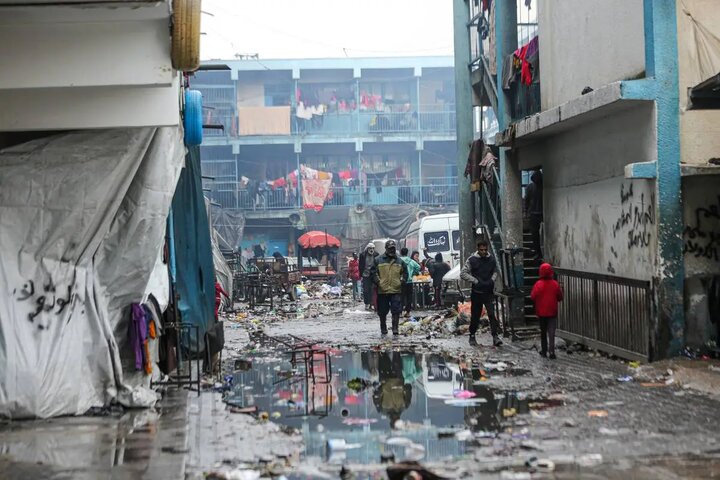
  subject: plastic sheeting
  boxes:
[211,205,245,252]
[212,229,233,300]
[0,128,184,418]
[170,146,216,351]
[679,0,720,86]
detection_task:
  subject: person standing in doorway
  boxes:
[461,239,502,347]
[359,242,378,310]
[530,262,563,359]
[348,252,361,301]
[399,247,420,317]
[524,170,544,260]
[371,240,407,336]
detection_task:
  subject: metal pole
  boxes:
[296,152,301,208]
[416,75,422,131]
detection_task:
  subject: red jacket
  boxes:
[348,258,361,281]
[530,263,563,317]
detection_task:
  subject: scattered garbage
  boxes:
[452,389,476,399]
[576,453,603,467]
[444,398,488,406]
[208,469,261,480]
[327,438,362,451]
[616,375,634,382]
[628,361,641,368]
[502,408,517,418]
[587,410,608,418]
[347,377,370,392]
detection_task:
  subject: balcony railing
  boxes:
[206,178,459,211]
[202,107,456,138]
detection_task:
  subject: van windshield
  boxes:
[424,231,450,252]
[452,230,460,251]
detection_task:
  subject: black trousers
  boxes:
[401,283,414,312]
[377,294,402,333]
[529,214,543,258]
[362,277,374,306]
[539,316,557,354]
[470,291,499,337]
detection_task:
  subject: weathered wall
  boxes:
[683,175,720,347]
[517,103,657,280]
[538,0,645,110]
[677,0,720,166]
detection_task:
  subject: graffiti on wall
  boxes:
[684,195,720,262]
[611,183,656,250]
[12,275,78,330]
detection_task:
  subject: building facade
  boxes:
[193,57,458,256]
[456,0,720,359]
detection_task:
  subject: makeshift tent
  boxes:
[0,128,184,418]
[169,146,216,351]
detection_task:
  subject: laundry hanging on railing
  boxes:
[300,165,334,212]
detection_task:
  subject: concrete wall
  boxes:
[538,0,645,110]
[683,175,720,347]
[517,103,657,280]
[677,0,720,166]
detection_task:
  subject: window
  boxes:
[264,83,292,107]
[452,230,461,251]
[424,231,450,252]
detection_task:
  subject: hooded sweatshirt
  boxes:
[530,263,563,317]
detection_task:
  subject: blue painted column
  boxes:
[646,0,685,358]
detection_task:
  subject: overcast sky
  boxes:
[200,0,455,60]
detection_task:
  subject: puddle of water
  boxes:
[225,342,561,465]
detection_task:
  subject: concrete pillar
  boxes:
[453,0,475,262]
[645,0,685,358]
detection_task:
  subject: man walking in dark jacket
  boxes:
[427,252,451,308]
[460,239,501,347]
[359,242,378,310]
[370,240,407,336]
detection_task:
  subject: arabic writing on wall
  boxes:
[684,195,720,263]
[611,183,656,250]
[12,276,77,330]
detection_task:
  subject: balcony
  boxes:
[203,106,456,139]
[206,177,459,211]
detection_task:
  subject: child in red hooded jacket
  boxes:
[530,263,563,359]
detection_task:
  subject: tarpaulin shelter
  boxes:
[0,128,184,418]
[168,146,216,351]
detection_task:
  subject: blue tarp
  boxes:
[170,146,216,349]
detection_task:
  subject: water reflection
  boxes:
[226,344,538,464]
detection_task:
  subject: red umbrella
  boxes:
[298,230,341,249]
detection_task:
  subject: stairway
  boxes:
[512,227,541,340]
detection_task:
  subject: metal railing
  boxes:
[554,268,653,361]
[205,179,459,211]
[200,108,456,138]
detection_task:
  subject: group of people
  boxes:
[348,237,563,359]
[347,242,452,321]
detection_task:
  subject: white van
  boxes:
[403,213,461,267]
[370,238,395,256]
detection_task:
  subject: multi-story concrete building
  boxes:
[456,0,720,360]
[193,57,458,256]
